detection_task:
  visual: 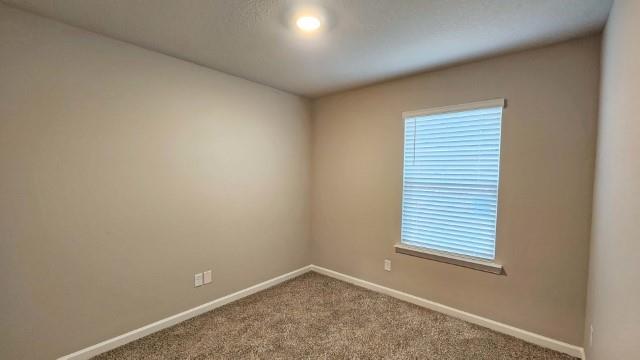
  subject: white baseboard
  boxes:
[58,264,585,360]
[310,264,585,359]
[57,265,312,360]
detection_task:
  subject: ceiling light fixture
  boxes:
[296,15,321,32]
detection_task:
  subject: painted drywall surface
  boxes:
[2,0,612,97]
[584,1,640,359]
[311,36,600,346]
[0,5,311,359]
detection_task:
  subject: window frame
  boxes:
[395,99,505,274]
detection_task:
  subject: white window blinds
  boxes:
[401,99,504,260]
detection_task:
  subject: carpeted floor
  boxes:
[94,272,577,359]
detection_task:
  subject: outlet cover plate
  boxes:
[194,273,204,287]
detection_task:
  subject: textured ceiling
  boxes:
[3,0,612,97]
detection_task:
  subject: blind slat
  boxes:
[403,194,496,206]
[411,129,501,141]
[402,216,495,234]
[402,212,495,229]
[414,117,501,131]
[402,224,495,244]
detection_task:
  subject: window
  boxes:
[397,99,504,270]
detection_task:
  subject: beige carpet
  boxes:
[94,272,577,359]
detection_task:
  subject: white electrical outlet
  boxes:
[590,324,594,347]
[194,273,203,287]
[384,259,391,271]
[203,270,212,284]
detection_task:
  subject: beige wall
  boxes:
[311,36,601,346]
[584,1,640,358]
[0,5,311,359]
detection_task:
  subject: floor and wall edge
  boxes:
[309,265,585,359]
[56,265,313,360]
[58,264,585,359]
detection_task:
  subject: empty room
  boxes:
[1,1,637,359]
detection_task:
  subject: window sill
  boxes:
[394,243,504,275]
